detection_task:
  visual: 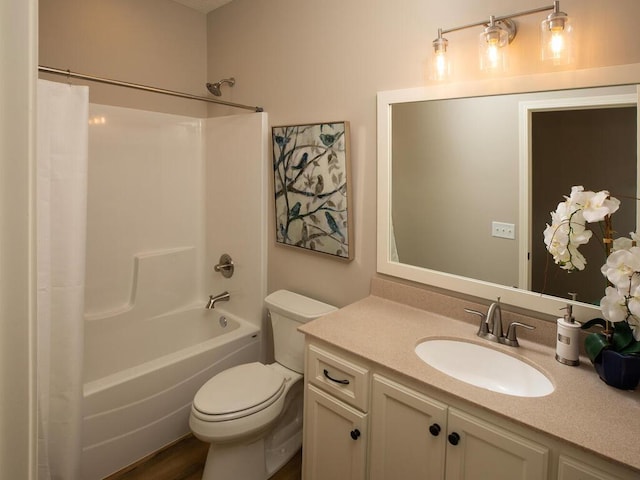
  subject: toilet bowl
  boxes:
[189,290,337,480]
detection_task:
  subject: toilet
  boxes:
[189,290,337,480]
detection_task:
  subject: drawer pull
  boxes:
[323,369,350,385]
[448,432,461,446]
[350,429,361,440]
[429,423,441,437]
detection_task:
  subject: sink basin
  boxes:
[415,339,554,397]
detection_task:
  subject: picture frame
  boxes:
[271,121,354,261]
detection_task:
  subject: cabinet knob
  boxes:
[448,432,461,446]
[350,429,361,440]
[429,423,441,437]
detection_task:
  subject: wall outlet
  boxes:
[492,221,515,240]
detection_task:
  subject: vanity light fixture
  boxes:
[430,0,573,80]
[431,29,450,82]
[540,2,573,65]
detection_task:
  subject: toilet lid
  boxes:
[193,362,286,417]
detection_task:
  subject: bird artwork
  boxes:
[279,222,291,242]
[272,121,351,260]
[315,175,324,195]
[325,211,345,242]
[291,152,308,170]
[319,133,336,147]
[274,135,290,147]
[289,202,301,219]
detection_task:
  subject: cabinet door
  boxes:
[557,455,630,480]
[445,408,549,480]
[370,374,448,480]
[303,384,367,480]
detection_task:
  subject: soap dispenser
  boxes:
[555,293,581,366]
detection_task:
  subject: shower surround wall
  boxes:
[82,104,268,479]
[85,104,205,316]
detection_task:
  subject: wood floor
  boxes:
[105,434,302,480]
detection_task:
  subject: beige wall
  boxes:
[1,0,37,478]
[39,0,208,117]
[36,0,640,308]
[206,0,640,307]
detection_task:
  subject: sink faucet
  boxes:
[464,297,534,346]
[486,298,503,343]
[206,291,230,309]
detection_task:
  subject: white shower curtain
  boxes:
[37,79,89,480]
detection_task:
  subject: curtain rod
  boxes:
[38,65,264,113]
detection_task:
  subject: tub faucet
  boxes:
[206,291,230,309]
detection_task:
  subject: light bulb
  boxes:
[550,31,564,55]
[431,34,450,81]
[479,21,509,73]
[486,43,500,69]
[541,9,573,65]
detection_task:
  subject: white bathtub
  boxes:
[81,306,261,480]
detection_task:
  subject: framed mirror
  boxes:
[377,64,640,321]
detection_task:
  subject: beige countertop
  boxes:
[299,293,640,473]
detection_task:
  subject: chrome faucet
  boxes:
[486,298,504,343]
[464,297,534,347]
[206,291,230,309]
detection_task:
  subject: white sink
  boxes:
[415,339,554,397]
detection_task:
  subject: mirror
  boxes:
[377,64,640,321]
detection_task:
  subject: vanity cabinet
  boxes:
[369,374,549,480]
[302,340,638,480]
[303,344,371,480]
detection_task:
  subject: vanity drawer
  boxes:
[307,344,370,412]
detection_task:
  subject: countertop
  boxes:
[298,293,640,473]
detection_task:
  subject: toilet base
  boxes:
[200,430,302,480]
[202,439,266,480]
[198,380,303,480]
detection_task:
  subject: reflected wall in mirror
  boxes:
[392,94,522,287]
[377,64,640,320]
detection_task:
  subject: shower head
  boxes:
[206,77,236,96]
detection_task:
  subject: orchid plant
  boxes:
[544,186,640,362]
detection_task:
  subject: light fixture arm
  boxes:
[438,2,559,36]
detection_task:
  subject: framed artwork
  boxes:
[272,121,353,261]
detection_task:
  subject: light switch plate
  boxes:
[492,221,515,240]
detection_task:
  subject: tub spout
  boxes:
[206,291,230,309]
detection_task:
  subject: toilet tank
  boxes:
[265,290,337,373]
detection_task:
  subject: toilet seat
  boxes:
[192,362,286,422]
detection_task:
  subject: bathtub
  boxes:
[81,306,261,480]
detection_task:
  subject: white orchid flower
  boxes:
[613,236,634,252]
[600,286,629,323]
[543,206,592,271]
[547,188,640,349]
[566,185,620,223]
[601,247,640,289]
[627,282,640,320]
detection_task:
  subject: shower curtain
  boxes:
[36,79,88,480]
